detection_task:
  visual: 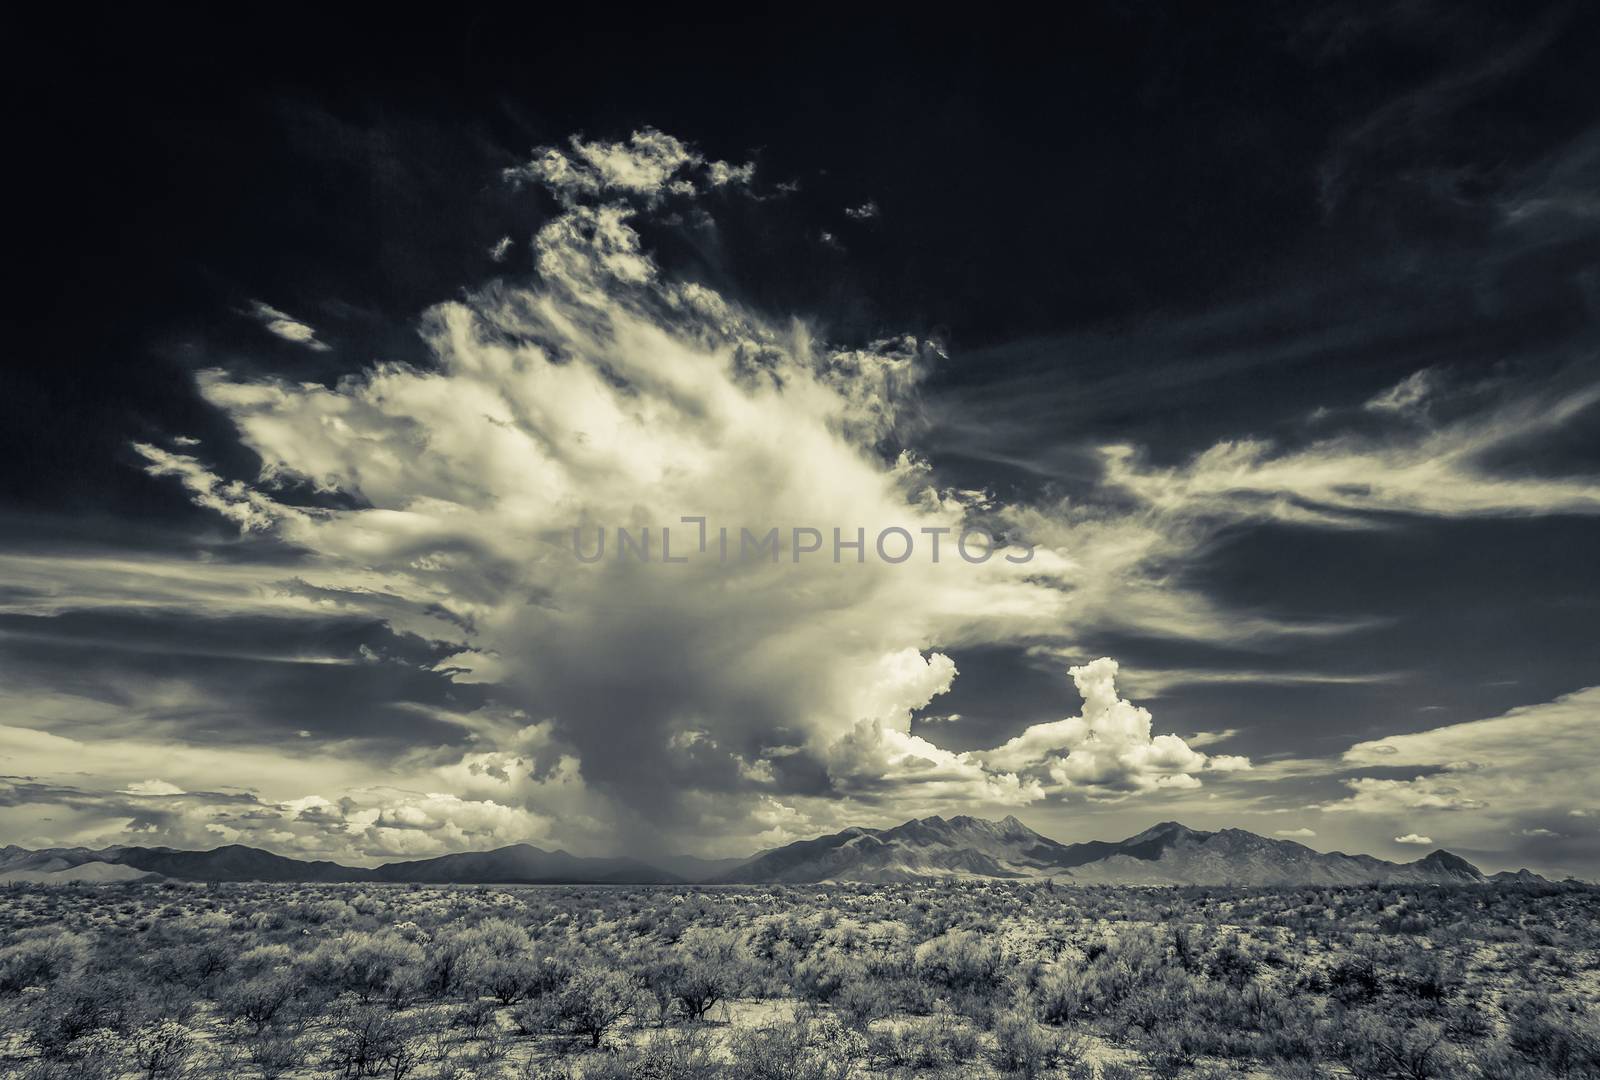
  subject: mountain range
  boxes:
[714,817,1539,886]
[0,817,1547,887]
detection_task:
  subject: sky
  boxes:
[3,5,1598,877]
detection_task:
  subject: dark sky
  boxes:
[3,3,1598,874]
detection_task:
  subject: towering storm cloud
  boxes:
[97,131,1245,855]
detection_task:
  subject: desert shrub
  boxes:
[834,975,893,1029]
[303,930,427,1005]
[453,1032,513,1075]
[1337,1012,1455,1080]
[217,969,305,1031]
[323,993,424,1079]
[1253,1006,1326,1063]
[912,929,1006,996]
[450,995,499,1038]
[1034,966,1088,1025]
[1505,995,1600,1077]
[127,1020,195,1080]
[1443,999,1494,1042]
[463,950,549,1006]
[0,933,87,994]
[247,1029,309,1080]
[1327,953,1383,1006]
[1269,1063,1334,1080]
[1080,928,1172,1015]
[1204,933,1258,988]
[523,965,635,1048]
[606,1027,720,1080]
[791,949,865,1003]
[457,926,568,1007]
[14,1029,124,1080]
[1476,1043,1561,1080]
[992,1008,1069,1078]
[144,938,232,989]
[870,1015,967,1069]
[1392,952,1463,1003]
[1136,1020,1208,1080]
[1116,964,1199,1038]
[234,943,295,979]
[646,927,752,1021]
[27,972,145,1056]
[726,1014,866,1080]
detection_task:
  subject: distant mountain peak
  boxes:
[1414,849,1483,876]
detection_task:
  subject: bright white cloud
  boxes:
[248,301,330,351]
[122,780,185,796]
[980,658,1248,798]
[1394,833,1433,845]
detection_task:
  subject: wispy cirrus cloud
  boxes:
[247,301,331,351]
[1100,374,1600,526]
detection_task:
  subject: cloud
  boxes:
[707,160,756,187]
[1394,833,1433,845]
[247,301,331,351]
[489,236,513,263]
[0,775,570,864]
[1111,666,1406,698]
[1333,686,1600,817]
[27,123,1590,865]
[844,201,879,221]
[1275,827,1316,838]
[1364,367,1437,414]
[505,128,756,207]
[979,658,1249,798]
[1101,379,1600,524]
[131,444,292,531]
[123,780,185,796]
[115,128,1091,852]
[1311,686,1600,875]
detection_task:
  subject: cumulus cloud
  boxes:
[505,128,755,207]
[707,159,756,187]
[1394,833,1433,845]
[979,658,1248,798]
[248,301,331,351]
[845,200,879,221]
[1275,827,1317,837]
